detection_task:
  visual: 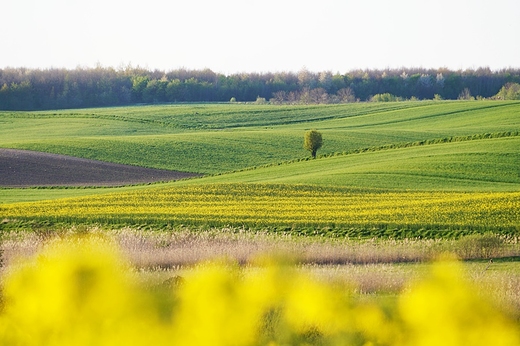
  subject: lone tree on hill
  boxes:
[304,129,323,159]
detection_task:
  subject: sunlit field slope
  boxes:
[189,136,520,191]
[1,134,518,204]
[1,101,518,173]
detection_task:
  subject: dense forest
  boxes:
[1,66,519,110]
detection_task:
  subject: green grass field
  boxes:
[1,101,518,174]
[190,136,520,191]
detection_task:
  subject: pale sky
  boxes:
[2,0,519,74]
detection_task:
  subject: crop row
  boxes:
[31,102,424,129]
[2,184,518,236]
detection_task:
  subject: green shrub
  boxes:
[370,93,398,102]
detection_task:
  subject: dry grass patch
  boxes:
[2,227,520,268]
[1,227,520,313]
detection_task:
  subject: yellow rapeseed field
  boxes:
[1,184,518,232]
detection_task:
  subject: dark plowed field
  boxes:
[0,149,200,187]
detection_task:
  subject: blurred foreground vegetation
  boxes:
[0,235,518,345]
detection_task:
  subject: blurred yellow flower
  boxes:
[0,237,518,345]
[399,258,520,346]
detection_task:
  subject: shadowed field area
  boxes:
[0,149,200,187]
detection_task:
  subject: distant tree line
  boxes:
[0,66,519,110]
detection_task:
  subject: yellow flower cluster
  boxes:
[2,184,518,231]
[0,237,518,345]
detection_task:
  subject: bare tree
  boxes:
[458,88,474,100]
[337,88,356,103]
[270,91,287,104]
[310,88,328,104]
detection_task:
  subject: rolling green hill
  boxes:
[0,101,519,205]
[1,101,519,174]
[183,136,520,191]
[2,134,518,204]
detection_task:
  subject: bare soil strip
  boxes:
[0,148,201,187]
